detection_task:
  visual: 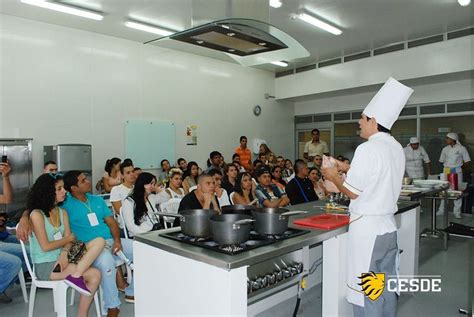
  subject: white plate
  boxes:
[413,180,448,188]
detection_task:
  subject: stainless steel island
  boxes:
[134,200,420,316]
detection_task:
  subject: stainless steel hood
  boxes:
[144,18,309,67]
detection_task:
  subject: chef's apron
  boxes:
[346,212,398,307]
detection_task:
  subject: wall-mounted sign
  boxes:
[186,125,198,145]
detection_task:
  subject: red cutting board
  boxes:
[293,214,350,230]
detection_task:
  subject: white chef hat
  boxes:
[363,77,414,130]
[409,137,419,144]
[446,132,458,143]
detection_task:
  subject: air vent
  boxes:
[334,112,351,121]
[314,114,332,122]
[400,107,417,116]
[275,69,294,78]
[420,104,445,115]
[351,111,362,120]
[295,115,313,124]
[447,102,474,113]
[344,51,371,62]
[408,34,444,48]
[296,64,316,73]
[374,43,405,56]
[318,58,342,68]
[448,27,474,40]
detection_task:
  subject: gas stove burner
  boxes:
[160,228,310,255]
[220,244,245,253]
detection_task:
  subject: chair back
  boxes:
[160,198,182,225]
[229,192,236,205]
[188,185,197,192]
[19,239,36,281]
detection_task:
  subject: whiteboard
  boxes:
[125,120,175,169]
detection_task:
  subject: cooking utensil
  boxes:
[221,204,256,216]
[155,209,217,238]
[251,208,308,235]
[209,214,253,245]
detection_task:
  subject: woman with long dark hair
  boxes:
[182,161,199,193]
[102,157,122,193]
[221,163,238,195]
[232,172,258,206]
[121,173,162,237]
[271,165,287,192]
[28,174,104,317]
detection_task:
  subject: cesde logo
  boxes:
[358,272,442,301]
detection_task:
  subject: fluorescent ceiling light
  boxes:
[269,0,282,8]
[271,61,288,67]
[21,0,103,20]
[125,21,174,36]
[298,13,342,35]
[458,0,471,6]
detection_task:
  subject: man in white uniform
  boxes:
[436,132,471,219]
[322,77,413,317]
[404,137,431,179]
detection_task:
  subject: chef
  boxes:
[436,132,471,219]
[404,137,431,179]
[322,77,413,316]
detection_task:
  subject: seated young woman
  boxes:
[157,168,185,202]
[232,172,258,206]
[308,167,328,200]
[28,174,105,317]
[102,157,122,193]
[182,161,199,193]
[271,165,287,192]
[121,172,164,237]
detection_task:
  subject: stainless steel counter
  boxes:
[134,200,420,270]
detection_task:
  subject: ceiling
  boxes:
[1,0,472,72]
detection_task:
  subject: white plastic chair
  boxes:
[18,267,28,303]
[20,239,101,317]
[229,192,236,205]
[188,185,197,192]
[160,198,182,227]
[118,209,129,239]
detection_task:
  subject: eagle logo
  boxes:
[358,271,385,301]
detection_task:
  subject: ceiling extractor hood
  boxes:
[144,18,309,67]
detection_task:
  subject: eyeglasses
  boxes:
[48,172,64,179]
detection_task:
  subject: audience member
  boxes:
[158,168,185,201]
[286,160,319,205]
[43,161,58,173]
[62,171,134,315]
[232,172,258,206]
[182,161,199,193]
[110,161,136,217]
[283,159,295,181]
[206,151,224,174]
[308,167,327,199]
[234,136,252,171]
[303,129,329,167]
[133,167,142,177]
[255,167,290,207]
[271,166,287,192]
[178,173,220,212]
[28,174,104,316]
[177,158,187,173]
[312,154,323,178]
[276,156,285,170]
[121,173,163,237]
[158,159,171,185]
[221,163,238,195]
[208,169,231,207]
[102,158,122,193]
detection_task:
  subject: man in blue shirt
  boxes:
[63,171,133,317]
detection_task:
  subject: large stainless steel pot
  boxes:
[209,214,254,245]
[251,208,307,235]
[155,209,217,238]
[221,204,256,216]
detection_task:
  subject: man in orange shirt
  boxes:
[235,136,252,171]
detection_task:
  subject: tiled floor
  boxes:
[1,207,472,317]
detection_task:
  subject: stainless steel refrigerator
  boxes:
[0,139,33,219]
[43,144,92,176]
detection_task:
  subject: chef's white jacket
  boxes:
[404,145,430,179]
[439,143,471,170]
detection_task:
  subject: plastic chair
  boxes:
[18,267,28,303]
[229,192,236,205]
[19,239,101,317]
[118,209,129,239]
[160,198,182,226]
[188,185,197,192]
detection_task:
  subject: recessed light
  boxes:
[124,21,174,36]
[458,0,471,6]
[271,61,288,67]
[258,42,267,46]
[270,0,282,8]
[297,13,342,35]
[21,0,103,20]
[227,33,235,37]
[196,40,204,44]
[228,49,235,52]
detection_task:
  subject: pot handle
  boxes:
[232,219,255,230]
[153,212,185,221]
[280,211,308,216]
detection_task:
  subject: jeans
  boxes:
[0,237,29,272]
[93,238,134,311]
[0,250,22,292]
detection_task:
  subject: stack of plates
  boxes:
[413,179,448,189]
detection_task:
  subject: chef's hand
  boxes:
[321,166,339,183]
[0,163,11,176]
[112,240,122,254]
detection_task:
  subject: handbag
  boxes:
[67,240,87,264]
